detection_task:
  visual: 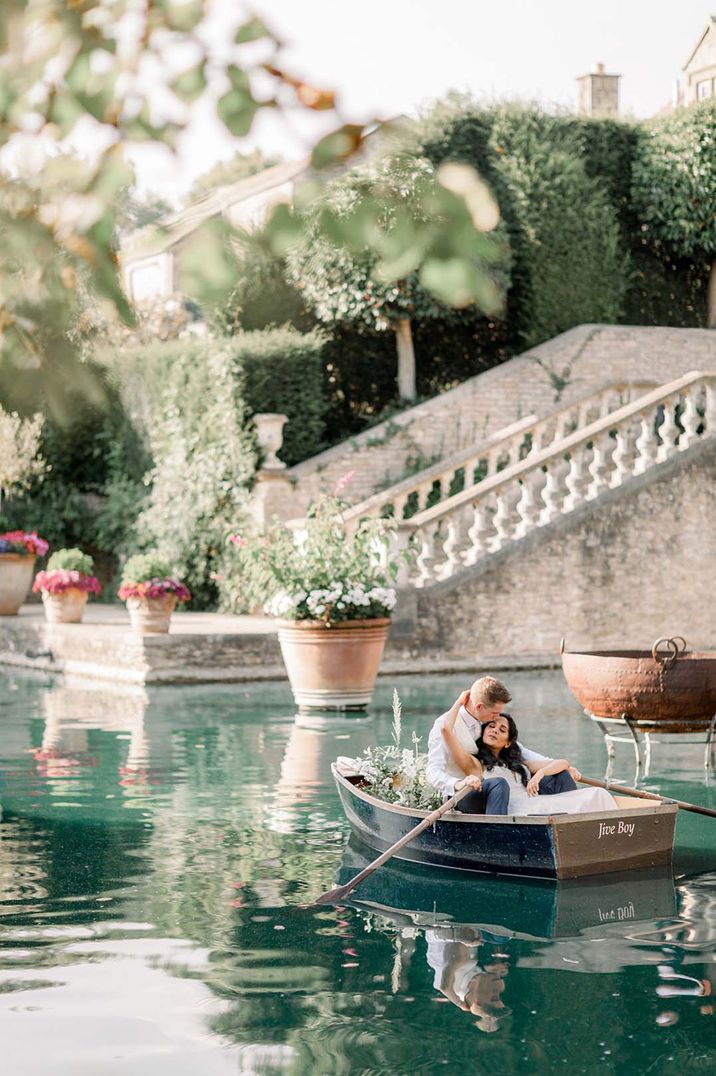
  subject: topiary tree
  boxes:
[286,152,508,402]
[631,99,716,327]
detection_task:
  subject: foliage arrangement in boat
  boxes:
[354,691,442,811]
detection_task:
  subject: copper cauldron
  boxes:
[561,637,716,733]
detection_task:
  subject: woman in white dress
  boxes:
[442,702,616,816]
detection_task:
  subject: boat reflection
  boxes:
[338,838,699,1031]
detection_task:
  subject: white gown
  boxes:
[487,764,617,816]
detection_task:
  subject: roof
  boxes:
[121,156,311,260]
[120,117,409,265]
[682,16,716,71]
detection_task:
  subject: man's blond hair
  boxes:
[470,676,511,707]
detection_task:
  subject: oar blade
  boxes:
[312,884,352,906]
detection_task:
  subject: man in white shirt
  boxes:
[426,676,575,814]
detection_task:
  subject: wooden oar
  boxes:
[315,785,472,905]
[580,775,716,820]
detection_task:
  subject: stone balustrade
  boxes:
[390,370,716,588]
[342,380,654,534]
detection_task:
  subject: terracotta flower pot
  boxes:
[41,588,88,624]
[276,618,390,711]
[126,593,177,635]
[0,553,36,616]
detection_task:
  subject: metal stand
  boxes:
[588,710,716,779]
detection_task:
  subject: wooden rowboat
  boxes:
[332,765,677,881]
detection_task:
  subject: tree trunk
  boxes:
[395,318,416,402]
[708,258,716,329]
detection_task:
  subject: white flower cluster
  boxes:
[264,581,396,619]
[264,591,307,617]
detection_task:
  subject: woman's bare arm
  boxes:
[441,691,483,778]
[524,757,571,796]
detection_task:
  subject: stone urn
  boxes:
[126,594,177,635]
[254,412,288,470]
[276,618,390,711]
[0,554,36,615]
[41,589,88,624]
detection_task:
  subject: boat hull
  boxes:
[332,766,677,880]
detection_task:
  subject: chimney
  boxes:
[576,63,621,117]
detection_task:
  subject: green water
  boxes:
[0,669,715,1075]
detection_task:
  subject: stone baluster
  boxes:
[416,480,434,514]
[656,398,679,462]
[463,455,480,487]
[389,526,415,588]
[486,447,501,477]
[633,407,659,475]
[439,506,471,580]
[532,420,551,451]
[705,381,716,435]
[491,484,518,551]
[514,470,544,538]
[414,527,437,587]
[598,391,612,419]
[539,462,564,525]
[609,422,634,488]
[585,432,611,500]
[392,491,410,521]
[507,435,522,467]
[462,499,493,566]
[563,444,591,512]
[679,389,700,450]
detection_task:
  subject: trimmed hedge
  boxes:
[237,327,328,466]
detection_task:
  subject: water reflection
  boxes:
[0,671,715,1073]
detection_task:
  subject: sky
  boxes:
[129,0,713,199]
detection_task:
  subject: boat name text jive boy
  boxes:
[597,820,635,839]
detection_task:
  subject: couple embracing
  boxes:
[426,676,616,816]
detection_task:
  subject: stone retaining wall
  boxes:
[286,325,716,514]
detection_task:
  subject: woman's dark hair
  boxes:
[476,714,529,787]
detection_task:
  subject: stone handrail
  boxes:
[392,370,716,587]
[343,380,655,530]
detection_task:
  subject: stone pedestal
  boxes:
[250,469,296,529]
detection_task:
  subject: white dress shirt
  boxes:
[426,705,549,798]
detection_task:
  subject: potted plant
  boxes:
[0,530,49,615]
[32,548,102,623]
[227,493,397,710]
[118,554,191,635]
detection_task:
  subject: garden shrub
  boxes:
[236,327,328,465]
[104,337,257,608]
[412,99,628,349]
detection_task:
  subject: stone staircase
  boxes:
[373,370,715,590]
[342,380,653,529]
[279,325,716,519]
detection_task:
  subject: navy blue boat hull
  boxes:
[332,766,677,880]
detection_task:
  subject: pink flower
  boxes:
[334,470,356,495]
[0,530,49,557]
[228,534,246,548]
[33,570,102,596]
[118,578,191,603]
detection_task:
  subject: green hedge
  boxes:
[412,101,627,349]
[573,116,709,325]
[237,327,327,466]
